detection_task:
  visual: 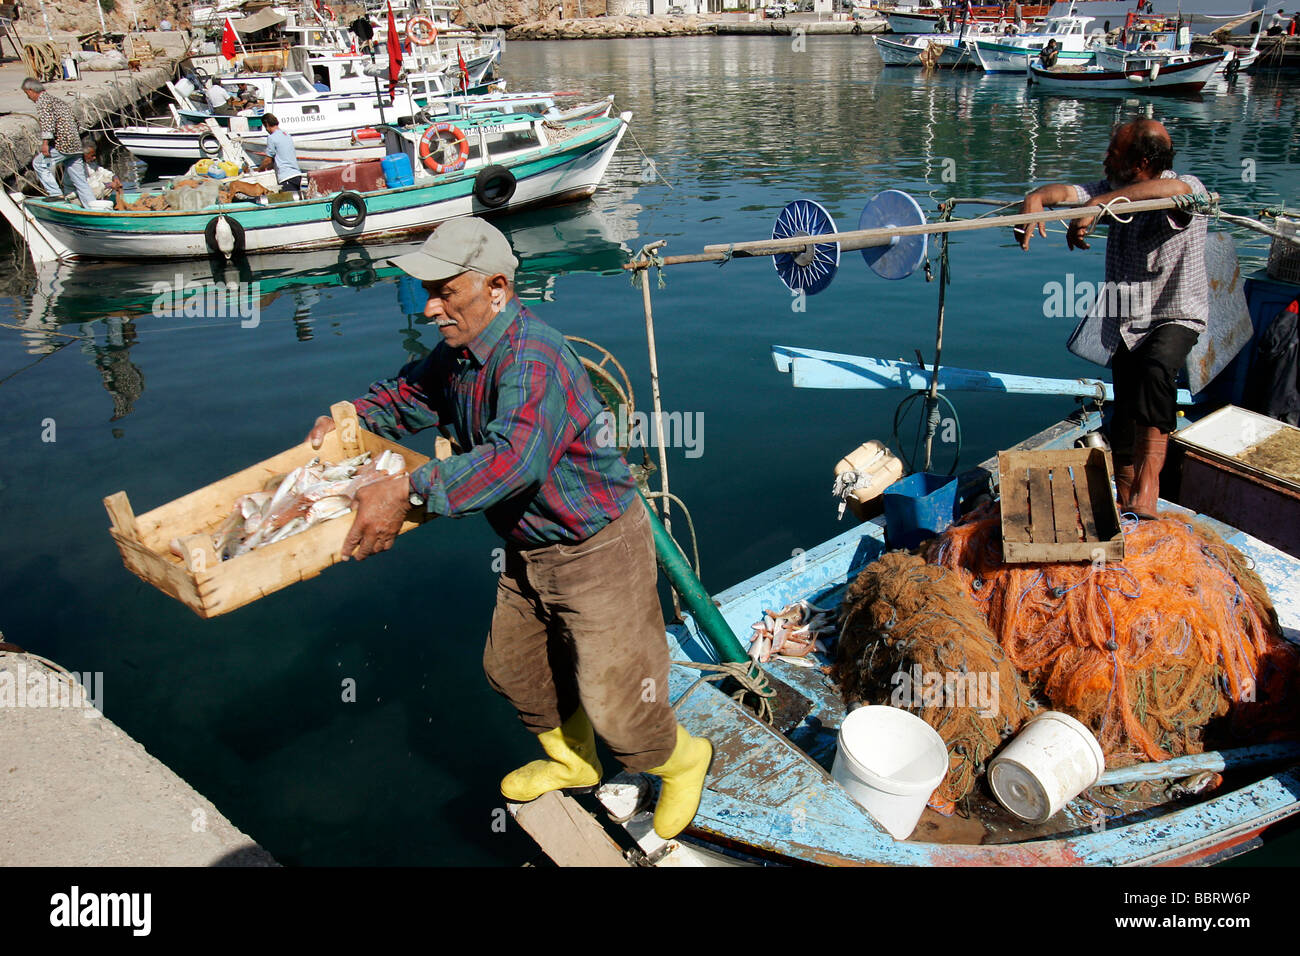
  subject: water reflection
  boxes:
[2,199,639,420]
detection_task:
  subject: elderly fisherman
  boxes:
[305,218,713,839]
[22,78,96,209]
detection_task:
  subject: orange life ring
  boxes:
[418,123,469,174]
[406,16,438,46]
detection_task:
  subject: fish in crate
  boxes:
[102,402,438,618]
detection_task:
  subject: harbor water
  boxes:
[1,37,1298,865]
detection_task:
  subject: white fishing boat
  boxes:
[1,111,632,263]
[262,94,617,170]
[1027,51,1226,94]
[971,13,1102,73]
[874,27,998,67]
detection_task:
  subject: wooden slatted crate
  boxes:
[103,402,444,619]
[998,447,1124,564]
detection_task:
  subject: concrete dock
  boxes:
[0,30,185,184]
[0,647,274,866]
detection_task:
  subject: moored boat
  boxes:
[971,13,1102,72]
[504,195,1300,868]
[1027,52,1225,94]
[2,112,632,262]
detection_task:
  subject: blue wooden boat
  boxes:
[515,236,1300,867]
[657,409,1300,866]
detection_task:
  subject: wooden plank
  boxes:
[1027,468,1053,544]
[998,453,1032,543]
[1073,464,1101,542]
[509,792,631,867]
[103,492,140,543]
[1050,465,1081,544]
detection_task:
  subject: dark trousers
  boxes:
[1110,323,1198,463]
[482,496,678,772]
[278,176,302,192]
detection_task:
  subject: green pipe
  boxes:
[639,492,751,665]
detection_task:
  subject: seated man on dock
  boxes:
[1017,118,1208,519]
[304,218,714,840]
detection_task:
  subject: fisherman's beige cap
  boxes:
[390,217,519,282]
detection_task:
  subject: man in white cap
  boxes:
[305,217,713,839]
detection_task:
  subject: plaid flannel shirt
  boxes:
[351,298,637,546]
[36,92,82,156]
[1073,171,1209,352]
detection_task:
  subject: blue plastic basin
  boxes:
[882,472,958,550]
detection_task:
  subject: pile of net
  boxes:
[833,502,1300,812]
[832,551,1036,813]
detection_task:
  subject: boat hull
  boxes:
[665,409,1300,867]
[1028,54,1224,94]
[27,119,628,260]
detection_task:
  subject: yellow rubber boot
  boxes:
[646,725,713,839]
[500,708,603,802]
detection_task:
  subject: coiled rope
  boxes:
[671,660,776,725]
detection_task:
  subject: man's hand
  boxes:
[1067,215,1094,250]
[306,415,335,449]
[341,474,411,561]
[1016,193,1048,250]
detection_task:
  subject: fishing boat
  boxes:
[1027,51,1226,94]
[971,13,1102,72]
[1,111,632,263]
[117,88,613,166]
[882,2,1051,34]
[874,27,999,67]
[273,95,616,170]
[1095,19,1260,75]
[503,192,1300,867]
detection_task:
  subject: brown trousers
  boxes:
[482,496,678,772]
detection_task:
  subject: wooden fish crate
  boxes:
[998,447,1125,564]
[103,402,441,619]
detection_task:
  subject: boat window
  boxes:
[302,105,320,115]
[275,80,295,98]
[337,102,356,111]
[291,77,315,96]
[486,127,541,156]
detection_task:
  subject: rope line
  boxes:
[671,660,776,725]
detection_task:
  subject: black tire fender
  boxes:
[473,165,516,209]
[852,22,862,35]
[204,214,245,259]
[338,246,377,287]
[330,190,367,229]
[199,133,222,156]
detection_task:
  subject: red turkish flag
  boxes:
[221,18,238,60]
[458,44,469,92]
[386,2,403,98]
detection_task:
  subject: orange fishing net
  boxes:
[925,502,1300,766]
[834,552,1035,811]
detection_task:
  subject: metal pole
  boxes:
[636,241,682,618]
[922,227,949,472]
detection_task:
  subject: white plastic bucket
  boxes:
[831,705,949,840]
[988,711,1105,823]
